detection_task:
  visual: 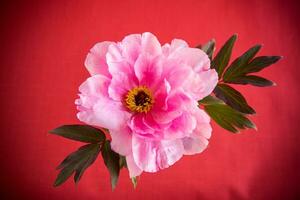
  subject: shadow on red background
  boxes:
[0,0,299,199]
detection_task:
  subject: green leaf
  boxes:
[50,125,106,143]
[131,177,138,189]
[56,144,95,170]
[119,155,127,169]
[201,39,215,60]
[223,45,261,81]
[54,143,101,187]
[211,34,237,77]
[199,95,224,105]
[204,101,256,133]
[213,84,255,114]
[101,141,120,190]
[225,75,275,87]
[74,145,101,184]
[243,56,282,74]
[54,164,75,187]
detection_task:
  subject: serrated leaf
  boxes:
[223,45,261,81]
[201,39,215,60]
[225,75,275,87]
[214,84,255,114]
[50,125,106,143]
[204,103,256,133]
[199,95,224,105]
[243,56,282,74]
[54,143,101,187]
[131,177,138,189]
[211,34,237,77]
[101,141,120,190]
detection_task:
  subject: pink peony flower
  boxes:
[75,32,218,177]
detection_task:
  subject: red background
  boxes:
[1,0,299,199]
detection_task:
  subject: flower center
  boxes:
[125,86,154,113]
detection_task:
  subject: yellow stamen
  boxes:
[125,86,154,113]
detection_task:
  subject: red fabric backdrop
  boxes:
[1,0,299,199]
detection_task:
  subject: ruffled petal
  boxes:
[110,126,132,156]
[106,43,133,75]
[169,47,211,71]
[129,114,156,138]
[192,108,212,139]
[134,54,163,88]
[182,108,212,155]
[152,89,192,125]
[182,136,209,155]
[141,32,162,57]
[121,34,142,66]
[76,75,130,130]
[108,72,138,101]
[126,154,143,178]
[162,38,188,56]
[162,59,193,89]
[85,41,114,77]
[164,112,197,139]
[184,69,218,100]
[132,135,184,172]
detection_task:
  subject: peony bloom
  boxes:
[75,32,218,177]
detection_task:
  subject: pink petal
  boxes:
[76,75,130,130]
[132,135,184,172]
[182,108,212,155]
[106,43,123,63]
[152,90,190,124]
[108,72,138,101]
[78,75,110,98]
[165,112,197,139]
[129,114,165,139]
[126,154,143,178]
[162,59,193,89]
[170,39,188,50]
[129,114,156,138]
[169,47,211,71]
[141,32,162,56]
[110,127,132,156]
[192,108,212,139]
[184,69,218,100]
[182,136,209,155]
[121,34,142,66]
[90,100,130,130]
[134,54,163,88]
[106,43,134,75]
[85,41,114,77]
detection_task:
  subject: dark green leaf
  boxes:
[199,95,224,105]
[131,177,138,189]
[223,45,261,81]
[204,102,256,133]
[54,163,75,187]
[214,84,255,114]
[211,34,237,77]
[50,125,106,143]
[201,39,215,60]
[54,143,101,187]
[101,141,120,190]
[119,156,127,169]
[74,144,101,184]
[243,56,282,74]
[56,144,95,170]
[225,75,275,87]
